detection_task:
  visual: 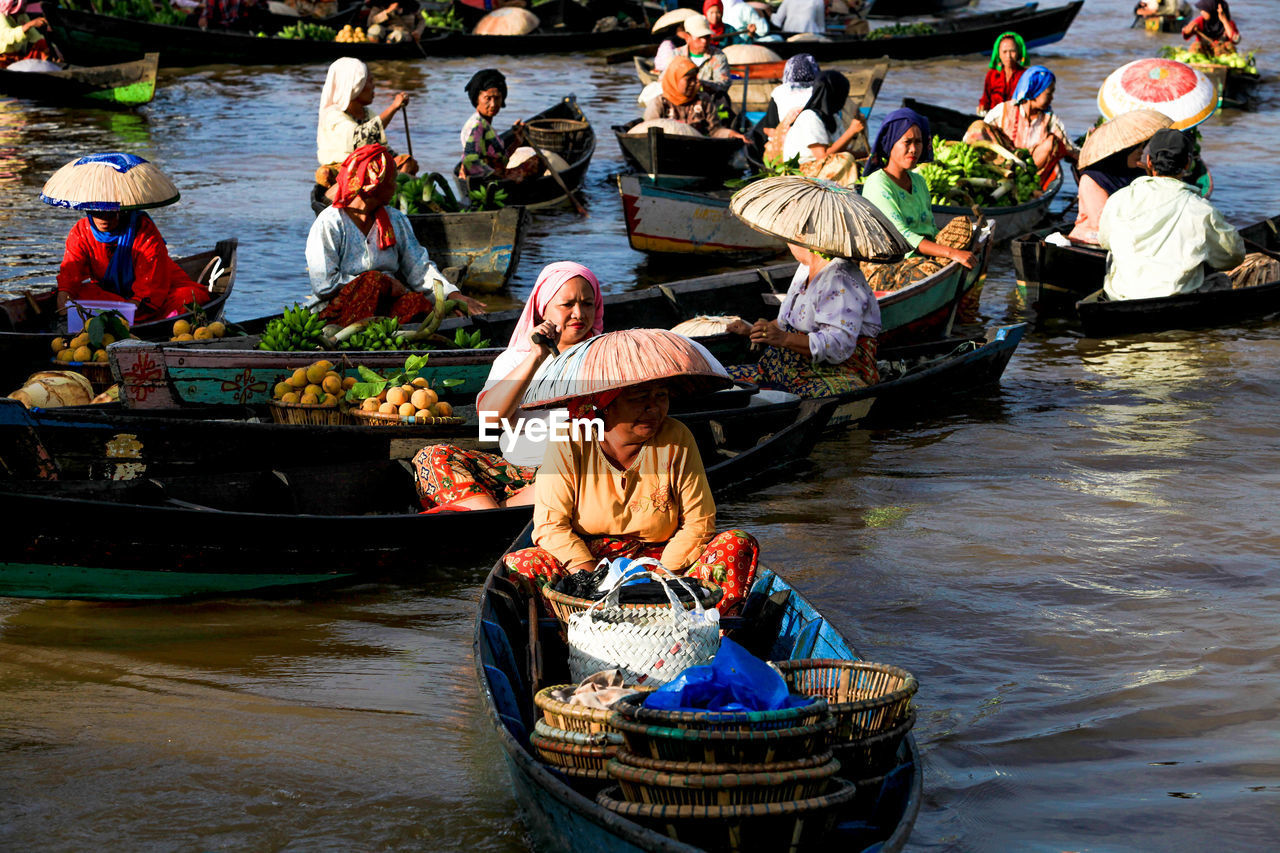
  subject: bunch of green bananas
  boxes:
[454,328,490,349]
[339,317,413,351]
[258,305,326,351]
[275,22,337,41]
[866,22,936,40]
[1160,45,1258,73]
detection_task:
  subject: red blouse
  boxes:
[980,67,1025,113]
[57,216,204,321]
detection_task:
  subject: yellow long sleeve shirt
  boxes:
[532,417,716,572]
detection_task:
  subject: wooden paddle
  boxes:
[401,109,414,160]
[525,136,588,218]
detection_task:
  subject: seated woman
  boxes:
[503,369,760,615]
[316,58,414,195]
[1068,109,1171,245]
[0,0,53,69]
[979,31,1027,114]
[644,57,747,141]
[771,0,824,36]
[306,144,485,324]
[702,0,726,47]
[460,68,541,184]
[723,0,775,44]
[769,70,863,186]
[751,54,818,161]
[974,65,1077,182]
[725,239,881,396]
[413,262,603,511]
[1182,0,1239,56]
[1100,129,1250,301]
[862,108,977,290]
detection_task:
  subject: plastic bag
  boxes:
[597,556,661,594]
[643,638,810,713]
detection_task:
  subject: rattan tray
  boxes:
[267,399,351,426]
[773,659,918,742]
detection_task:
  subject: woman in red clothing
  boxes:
[978,31,1027,114]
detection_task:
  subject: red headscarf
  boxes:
[332,143,398,251]
[702,0,725,38]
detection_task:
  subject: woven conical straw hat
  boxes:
[40,153,179,212]
[730,176,911,263]
[723,44,783,64]
[473,7,539,35]
[1078,109,1174,170]
[651,7,695,33]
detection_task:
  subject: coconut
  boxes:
[9,370,94,408]
[507,146,570,174]
[627,119,704,138]
[671,315,743,336]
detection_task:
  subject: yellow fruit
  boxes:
[93,350,109,363]
[72,345,92,362]
[411,377,430,388]
[288,368,309,388]
[300,393,320,405]
[386,387,408,407]
[281,391,301,404]
[172,319,191,336]
[102,334,115,346]
[378,401,397,415]
[322,375,342,395]
[208,322,226,338]
[433,401,454,417]
[304,383,323,398]
[361,397,380,412]
[305,364,327,385]
[398,402,416,417]
[55,349,75,363]
[51,337,66,353]
[322,393,339,407]
[70,333,90,350]
[411,388,437,409]
[194,327,213,340]
[176,333,195,341]
[342,376,357,391]
[273,382,291,398]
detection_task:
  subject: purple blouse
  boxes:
[779,258,882,364]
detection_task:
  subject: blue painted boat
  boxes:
[475,527,922,852]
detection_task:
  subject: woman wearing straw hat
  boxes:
[42,153,210,323]
[978,31,1027,115]
[501,328,761,616]
[412,261,604,512]
[315,58,415,197]
[644,57,748,141]
[1067,109,1172,246]
[306,144,486,324]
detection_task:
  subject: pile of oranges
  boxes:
[170,319,227,342]
[51,332,110,365]
[358,377,455,420]
[272,359,356,407]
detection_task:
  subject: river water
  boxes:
[3,0,1280,849]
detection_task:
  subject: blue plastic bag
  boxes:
[643,638,810,713]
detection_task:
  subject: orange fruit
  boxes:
[322,393,339,407]
[208,321,226,338]
[281,391,301,404]
[304,383,323,398]
[56,349,75,363]
[70,333,90,349]
[386,386,408,407]
[305,363,327,385]
[433,401,454,417]
[273,382,291,398]
[172,319,191,337]
[72,345,92,362]
[378,401,397,415]
[176,333,195,342]
[410,388,437,410]
[288,368,309,388]
[300,393,320,405]
[194,327,214,340]
[398,402,416,417]
[411,377,430,388]
[321,375,342,395]
[342,376,357,391]
[102,334,115,346]
[50,337,66,353]
[93,350,109,363]
[313,359,334,373]
[361,397,380,412]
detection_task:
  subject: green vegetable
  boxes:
[866,22,936,40]
[99,0,187,25]
[275,22,337,41]
[1160,45,1257,74]
[420,7,463,30]
[917,136,1042,208]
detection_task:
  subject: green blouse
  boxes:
[861,170,937,255]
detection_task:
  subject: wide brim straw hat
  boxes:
[473,6,539,35]
[722,43,782,64]
[730,176,911,263]
[40,153,180,212]
[1097,58,1217,130]
[651,7,695,34]
[521,328,733,410]
[1078,108,1174,170]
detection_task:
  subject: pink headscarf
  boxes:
[0,0,29,15]
[507,261,603,358]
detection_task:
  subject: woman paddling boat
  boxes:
[459,67,542,184]
[315,57,416,199]
[1181,0,1239,56]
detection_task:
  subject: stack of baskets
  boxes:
[596,693,859,852]
[531,685,652,789]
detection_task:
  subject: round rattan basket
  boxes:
[611,693,829,734]
[612,748,834,777]
[267,399,351,426]
[531,731,619,774]
[348,410,464,428]
[606,755,841,806]
[534,684,654,735]
[611,715,836,765]
[533,718,624,747]
[52,359,114,394]
[524,117,589,157]
[772,659,918,742]
[830,710,916,779]
[542,582,723,629]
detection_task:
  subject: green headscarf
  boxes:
[988,31,1028,70]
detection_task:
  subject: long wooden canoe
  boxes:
[867,0,972,16]
[476,530,921,852]
[635,55,786,115]
[1188,61,1262,111]
[612,119,745,181]
[309,184,529,293]
[0,397,837,600]
[0,52,158,107]
[455,96,595,210]
[618,174,787,257]
[0,239,237,396]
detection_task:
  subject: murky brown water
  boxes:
[4,0,1280,849]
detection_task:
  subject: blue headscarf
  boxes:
[86,211,143,299]
[1012,65,1055,105]
[865,108,932,175]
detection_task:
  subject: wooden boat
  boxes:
[867,0,973,16]
[43,4,451,67]
[476,531,921,853]
[0,52,158,107]
[768,2,1084,63]
[424,22,652,57]
[635,55,786,115]
[0,397,837,600]
[902,97,975,142]
[1076,277,1280,337]
[933,170,1063,243]
[1137,11,1189,33]
[1188,61,1262,111]
[309,184,529,293]
[618,174,787,258]
[455,96,595,210]
[612,119,745,180]
[0,240,237,396]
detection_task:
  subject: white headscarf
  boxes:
[318,57,369,120]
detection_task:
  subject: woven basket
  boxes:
[596,777,857,852]
[611,715,836,765]
[534,718,623,748]
[348,410,464,428]
[267,399,351,426]
[935,215,974,251]
[543,582,723,629]
[534,684,654,735]
[524,117,589,157]
[773,659,918,742]
[613,748,834,777]
[611,693,829,734]
[52,359,113,393]
[531,732,619,773]
[606,755,840,806]
[830,710,916,779]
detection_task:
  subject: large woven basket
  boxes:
[348,410,464,428]
[611,693,829,734]
[606,755,840,806]
[611,715,836,765]
[524,117,589,157]
[613,748,834,777]
[830,710,916,779]
[543,582,723,629]
[534,684,654,735]
[773,659,918,742]
[596,777,858,852]
[534,718,623,748]
[267,400,351,426]
[531,732,619,774]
